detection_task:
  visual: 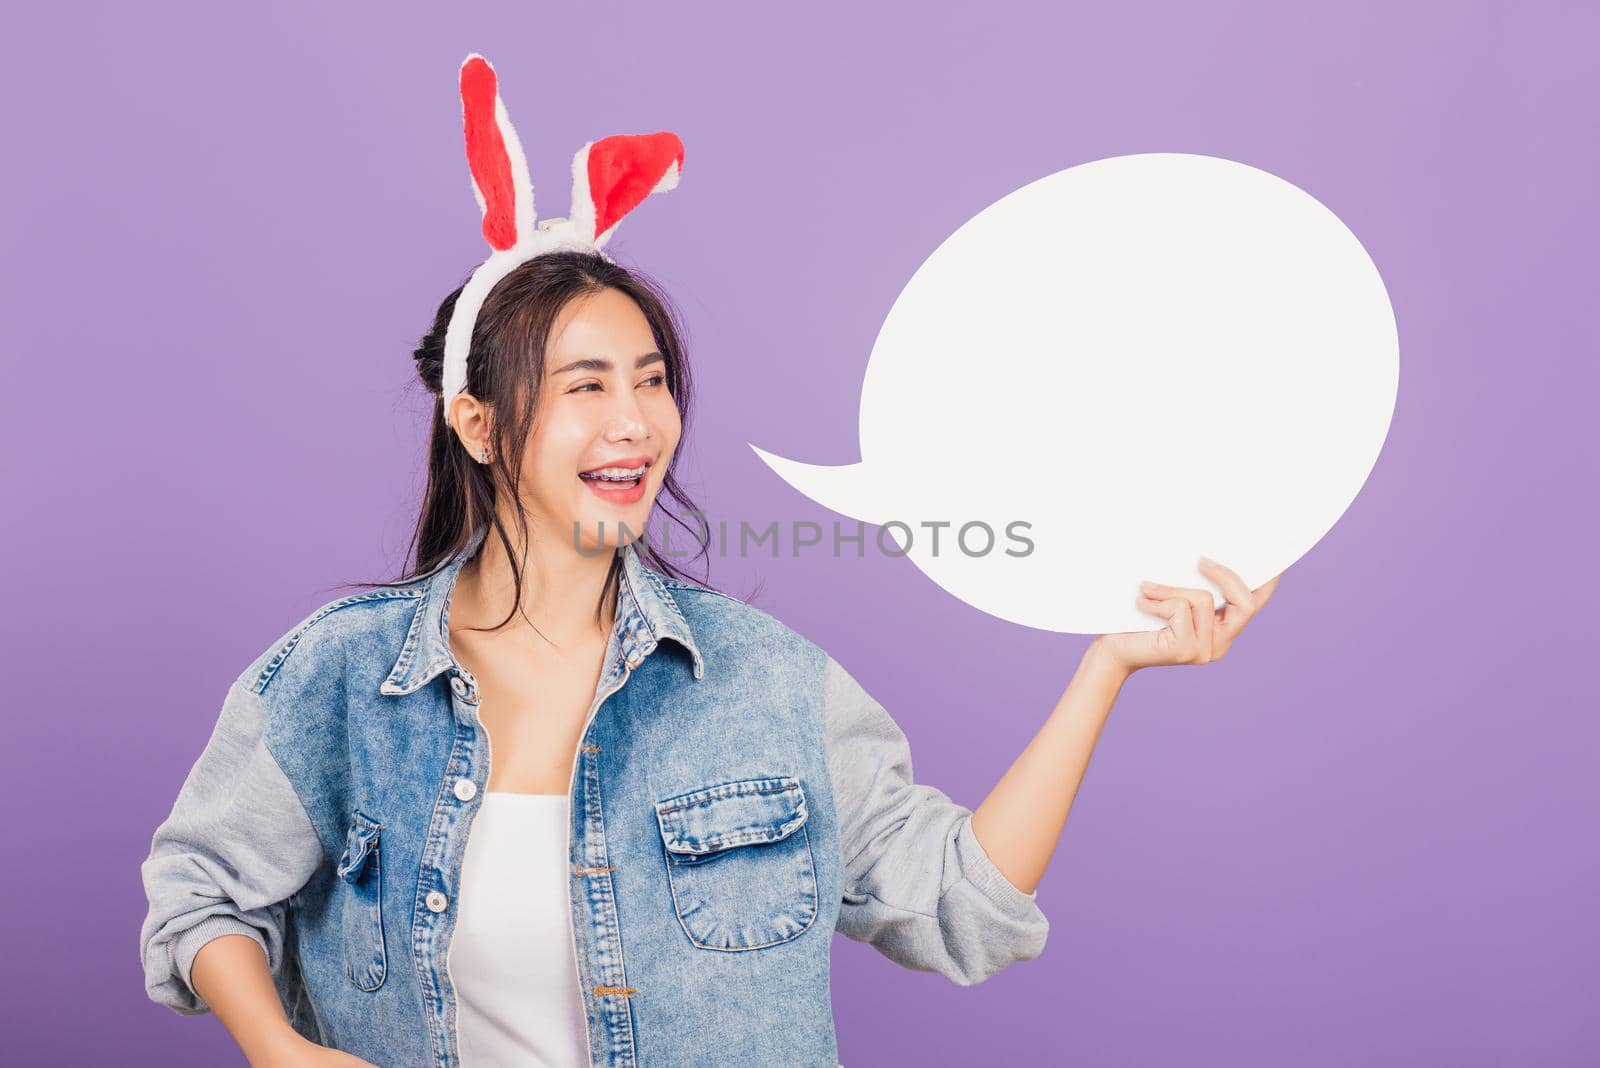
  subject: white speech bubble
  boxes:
[752,152,1398,634]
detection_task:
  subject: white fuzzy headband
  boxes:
[442,53,685,437]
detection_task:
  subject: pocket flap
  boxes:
[336,812,383,882]
[654,776,808,856]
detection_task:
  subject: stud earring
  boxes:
[478,447,490,463]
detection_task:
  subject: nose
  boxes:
[602,398,649,444]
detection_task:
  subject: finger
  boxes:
[1197,556,1253,613]
[1198,559,1254,639]
[1141,582,1213,656]
[1228,571,1281,628]
[1138,592,1194,653]
[1253,572,1283,610]
[1176,587,1214,661]
[1191,588,1215,661]
[1140,580,1216,609]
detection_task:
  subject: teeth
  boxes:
[583,464,646,481]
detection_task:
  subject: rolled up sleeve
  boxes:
[139,679,323,1015]
[822,654,1049,986]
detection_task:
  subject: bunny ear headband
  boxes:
[442,53,685,436]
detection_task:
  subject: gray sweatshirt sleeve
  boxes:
[139,678,324,1015]
[821,654,1049,986]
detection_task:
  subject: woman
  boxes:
[139,58,1279,1068]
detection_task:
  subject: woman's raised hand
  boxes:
[1095,557,1281,675]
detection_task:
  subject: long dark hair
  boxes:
[333,250,719,636]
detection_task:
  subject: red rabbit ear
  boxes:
[459,53,535,251]
[569,132,684,247]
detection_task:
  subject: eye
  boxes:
[569,382,601,393]
[641,373,667,387]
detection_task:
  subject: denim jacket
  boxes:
[139,522,1049,1067]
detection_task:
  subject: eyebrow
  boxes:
[549,352,665,376]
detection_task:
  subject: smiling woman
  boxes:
[136,50,1216,1068]
[137,210,1060,1066]
[136,236,1064,1068]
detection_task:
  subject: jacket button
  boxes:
[453,778,477,802]
[450,676,468,698]
[426,890,449,913]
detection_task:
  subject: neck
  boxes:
[452,516,620,645]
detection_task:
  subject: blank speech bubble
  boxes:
[751,152,1398,634]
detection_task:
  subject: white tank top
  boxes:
[450,792,590,1067]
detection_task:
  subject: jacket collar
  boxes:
[379,523,705,696]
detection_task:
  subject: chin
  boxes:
[569,501,656,555]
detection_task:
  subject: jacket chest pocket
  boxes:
[653,775,819,951]
[335,811,387,991]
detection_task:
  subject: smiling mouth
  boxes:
[578,460,651,489]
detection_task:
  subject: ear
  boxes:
[569,132,684,247]
[458,53,536,251]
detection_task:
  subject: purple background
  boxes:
[3,2,1594,1064]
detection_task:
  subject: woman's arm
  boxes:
[189,936,377,1066]
[139,675,338,1062]
[139,679,323,1015]
[970,557,1281,894]
[824,655,1049,986]
[141,675,379,1064]
[968,639,1126,895]
[189,935,307,1062]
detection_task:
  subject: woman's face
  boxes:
[520,286,681,555]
